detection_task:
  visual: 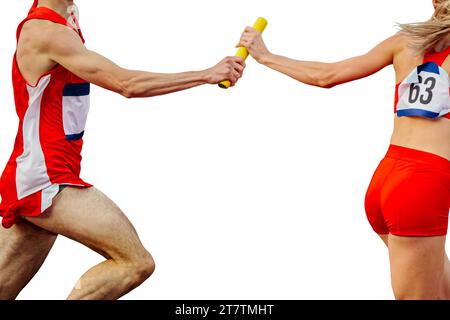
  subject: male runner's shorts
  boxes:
[365,145,450,237]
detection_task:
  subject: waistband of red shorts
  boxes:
[385,144,450,172]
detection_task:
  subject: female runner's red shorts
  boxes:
[365,145,450,237]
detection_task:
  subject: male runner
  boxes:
[0,0,245,300]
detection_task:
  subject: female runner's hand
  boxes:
[237,27,271,63]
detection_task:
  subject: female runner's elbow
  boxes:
[314,68,337,89]
[316,78,335,89]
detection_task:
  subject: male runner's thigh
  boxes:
[0,220,56,295]
[24,187,147,262]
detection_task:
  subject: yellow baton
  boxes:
[219,17,268,89]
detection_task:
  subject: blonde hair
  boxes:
[397,0,450,54]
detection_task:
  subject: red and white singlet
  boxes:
[0,1,92,228]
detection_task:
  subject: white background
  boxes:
[0,0,447,300]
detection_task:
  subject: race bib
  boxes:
[397,61,450,119]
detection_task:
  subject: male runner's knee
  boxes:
[128,251,155,285]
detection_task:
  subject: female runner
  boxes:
[238,0,450,299]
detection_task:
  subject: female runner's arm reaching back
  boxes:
[237,26,401,88]
[19,19,245,98]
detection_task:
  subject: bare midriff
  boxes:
[391,116,450,160]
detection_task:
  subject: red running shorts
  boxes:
[365,145,450,237]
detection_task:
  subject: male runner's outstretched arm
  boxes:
[20,19,245,97]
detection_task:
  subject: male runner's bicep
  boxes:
[326,34,400,87]
[44,24,133,96]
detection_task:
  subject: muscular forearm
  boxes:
[41,21,245,98]
[259,53,333,88]
[120,69,208,98]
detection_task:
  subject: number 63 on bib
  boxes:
[397,61,450,119]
